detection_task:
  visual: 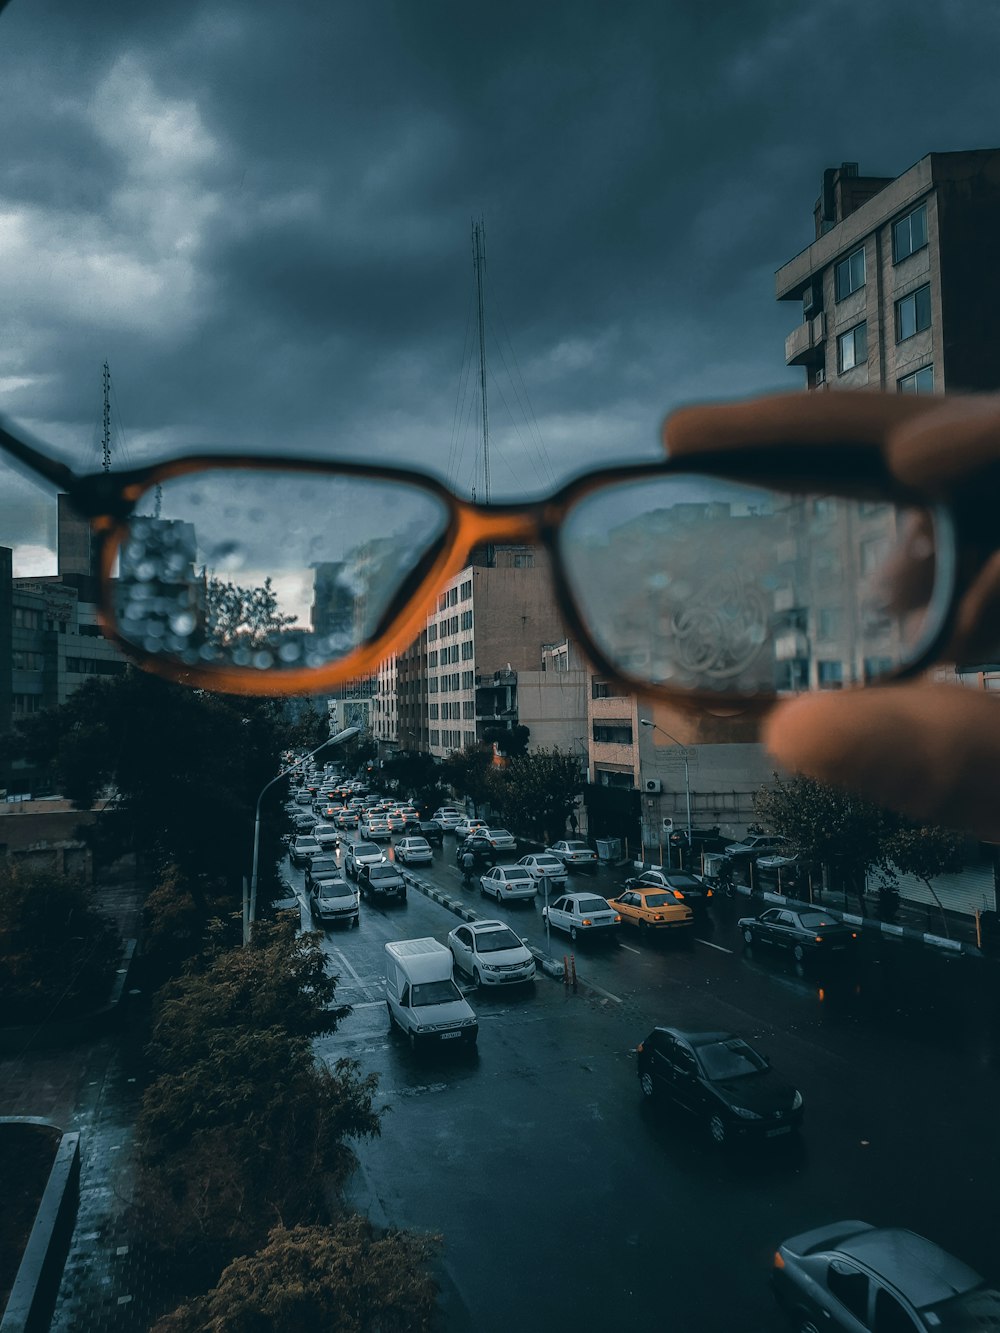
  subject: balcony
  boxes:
[785,312,826,368]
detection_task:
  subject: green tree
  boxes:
[136,920,380,1273]
[440,743,492,813]
[205,576,297,650]
[151,1218,439,1333]
[753,774,895,912]
[0,864,121,1024]
[487,748,585,843]
[886,823,965,938]
[380,751,449,813]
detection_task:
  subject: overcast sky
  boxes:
[3,0,1000,570]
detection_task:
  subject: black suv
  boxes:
[418,818,444,847]
[358,861,407,902]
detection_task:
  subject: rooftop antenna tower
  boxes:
[472,217,490,505]
[101,360,112,472]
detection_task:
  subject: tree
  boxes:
[151,1218,439,1333]
[380,751,449,813]
[886,823,965,938]
[0,864,121,1024]
[753,774,895,912]
[440,743,492,813]
[481,723,530,759]
[487,748,585,843]
[205,576,297,650]
[136,920,380,1273]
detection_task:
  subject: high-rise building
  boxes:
[777,150,1000,393]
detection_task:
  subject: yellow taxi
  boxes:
[607,886,694,934]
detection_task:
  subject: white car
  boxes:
[542,892,621,941]
[432,808,464,831]
[454,816,489,840]
[473,828,518,855]
[313,822,340,851]
[723,834,788,858]
[479,864,538,903]
[517,852,568,888]
[549,840,599,873]
[394,836,433,865]
[447,920,536,987]
[359,815,392,841]
[343,840,386,880]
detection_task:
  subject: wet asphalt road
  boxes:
[285,835,1000,1333]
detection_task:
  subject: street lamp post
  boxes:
[245,725,360,945]
[639,719,692,868]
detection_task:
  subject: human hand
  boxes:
[663,392,1000,840]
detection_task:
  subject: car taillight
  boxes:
[851,932,858,939]
[706,888,713,897]
[653,914,663,921]
[814,935,824,942]
[773,1251,785,1270]
[674,891,685,900]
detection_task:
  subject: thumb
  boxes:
[762,685,1000,841]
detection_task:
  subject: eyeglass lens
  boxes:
[559,474,939,693]
[113,468,450,671]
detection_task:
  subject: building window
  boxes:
[460,580,472,601]
[895,284,931,342]
[592,722,634,745]
[863,657,894,682]
[11,693,42,715]
[812,498,837,518]
[429,704,439,720]
[438,594,447,611]
[427,623,437,641]
[430,729,440,745]
[463,730,476,746]
[460,610,473,630]
[834,247,865,301]
[461,639,474,660]
[892,203,928,263]
[817,660,843,689]
[65,657,125,676]
[837,322,867,372]
[429,677,439,694]
[428,650,438,667]
[461,670,474,689]
[450,672,461,690]
[462,701,475,719]
[448,587,458,607]
[898,365,934,394]
[513,552,534,568]
[13,607,42,630]
[11,651,44,671]
[591,680,622,699]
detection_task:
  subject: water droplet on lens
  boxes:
[169,612,196,636]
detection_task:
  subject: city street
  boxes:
[285,835,1000,1333]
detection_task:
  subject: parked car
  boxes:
[516,852,569,889]
[542,892,621,942]
[394,836,433,865]
[417,818,444,847]
[607,886,694,935]
[549,840,598,873]
[290,834,321,867]
[637,1026,803,1147]
[447,920,536,987]
[313,822,340,851]
[624,868,713,914]
[755,852,815,891]
[738,907,858,962]
[358,861,407,903]
[479,864,538,904]
[724,833,789,858]
[433,807,464,831]
[308,875,359,929]
[344,840,386,880]
[771,1221,1000,1332]
[454,816,488,840]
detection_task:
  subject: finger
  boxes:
[762,685,1000,841]
[885,393,1000,491]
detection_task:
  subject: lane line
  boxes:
[582,979,622,1004]
[618,942,641,955]
[696,938,733,953]
[330,948,366,984]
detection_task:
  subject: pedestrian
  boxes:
[569,810,578,836]
[461,848,475,888]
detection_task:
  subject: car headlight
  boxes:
[730,1105,762,1119]
[792,1090,803,1110]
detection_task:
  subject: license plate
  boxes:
[766,1125,791,1137]
[439,1031,461,1041]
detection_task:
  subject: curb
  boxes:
[399,870,566,979]
[733,885,982,957]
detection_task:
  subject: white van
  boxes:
[384,938,478,1049]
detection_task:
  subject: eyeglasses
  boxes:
[0,396,966,702]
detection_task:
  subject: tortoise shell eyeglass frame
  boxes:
[0,406,959,702]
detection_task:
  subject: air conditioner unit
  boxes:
[644,778,662,794]
[815,367,826,386]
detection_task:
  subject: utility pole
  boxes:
[101,361,112,472]
[472,218,491,506]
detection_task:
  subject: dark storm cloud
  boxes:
[2,0,1000,521]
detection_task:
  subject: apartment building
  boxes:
[777,149,1000,393]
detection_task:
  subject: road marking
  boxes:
[582,979,622,1004]
[696,938,733,953]
[330,948,365,984]
[618,942,641,955]
[347,1000,389,1010]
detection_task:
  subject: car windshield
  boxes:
[310,856,338,873]
[296,839,320,851]
[354,843,380,856]
[696,1039,768,1081]
[575,897,610,913]
[411,980,463,1007]
[535,855,560,866]
[642,893,674,908]
[475,929,522,953]
[924,1286,1000,1329]
[318,883,352,901]
[369,865,398,879]
[314,825,336,836]
[407,841,430,851]
[659,874,701,889]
